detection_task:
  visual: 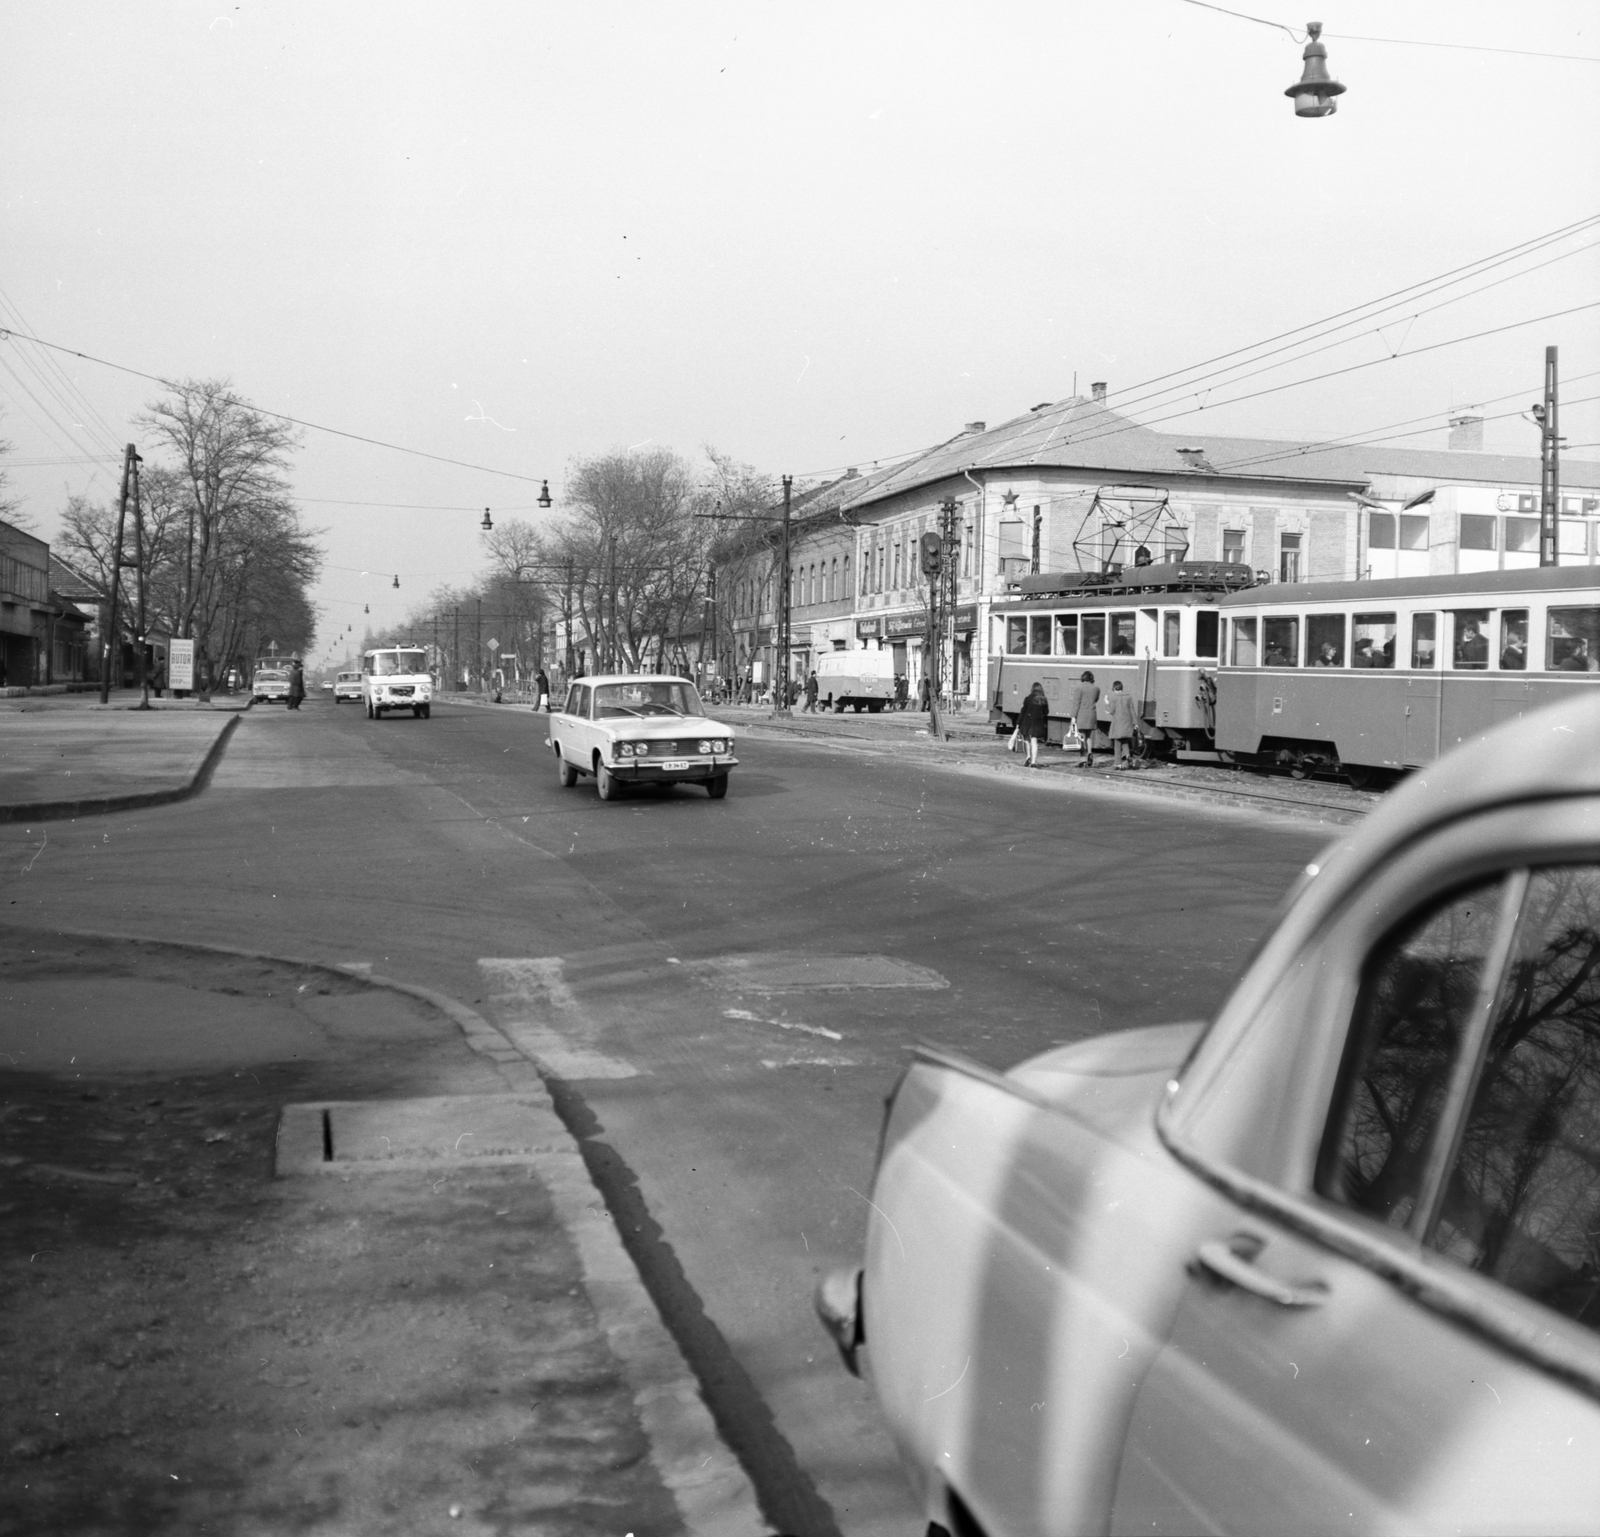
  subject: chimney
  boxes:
[1448,411,1483,452]
[964,421,986,434]
[1090,382,1107,403]
[843,467,858,479]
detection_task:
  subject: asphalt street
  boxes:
[1,697,1330,1535]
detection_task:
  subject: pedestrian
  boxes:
[1017,681,1049,768]
[1107,679,1140,770]
[804,671,819,713]
[286,659,306,711]
[894,673,908,711]
[919,674,931,711]
[535,668,550,711]
[1068,670,1100,766]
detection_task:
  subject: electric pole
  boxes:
[99,445,137,703]
[775,475,792,716]
[129,449,150,708]
[1537,345,1561,567]
[453,606,461,691]
[476,597,483,693]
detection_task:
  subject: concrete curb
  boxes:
[10,924,773,1537]
[0,711,244,826]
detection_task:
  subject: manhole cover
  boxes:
[275,1095,562,1176]
[692,953,947,992]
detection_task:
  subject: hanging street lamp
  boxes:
[1286,22,1345,117]
[538,480,553,509]
[481,507,493,531]
[392,574,400,589]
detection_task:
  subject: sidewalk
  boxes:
[0,689,249,822]
[0,926,766,1536]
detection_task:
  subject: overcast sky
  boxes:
[4,1,1598,658]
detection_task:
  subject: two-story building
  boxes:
[720,390,1600,702]
[0,518,91,689]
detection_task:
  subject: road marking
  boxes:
[722,1007,843,1041]
[478,957,640,1079]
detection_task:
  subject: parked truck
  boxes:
[815,648,896,712]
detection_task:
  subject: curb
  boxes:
[5,923,773,1537]
[0,711,243,825]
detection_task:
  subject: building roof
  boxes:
[819,396,1600,513]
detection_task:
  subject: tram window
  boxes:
[1110,612,1137,656]
[1029,616,1052,655]
[1263,615,1299,668]
[1195,610,1220,659]
[1307,613,1347,667]
[1412,613,1438,669]
[1162,610,1181,658]
[1460,516,1497,552]
[1548,607,1600,672]
[1230,617,1258,667]
[1081,614,1106,656]
[1368,512,1396,549]
[1055,614,1079,655]
[1451,609,1490,670]
[1006,616,1027,655]
[1505,518,1540,555]
[1352,613,1396,669]
[1500,610,1529,671]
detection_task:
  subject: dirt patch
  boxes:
[0,931,681,1536]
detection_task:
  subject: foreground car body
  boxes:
[825,696,1600,1535]
[548,675,737,799]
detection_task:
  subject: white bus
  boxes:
[361,646,433,719]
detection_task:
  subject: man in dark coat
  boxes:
[803,671,819,713]
[286,661,306,710]
[1017,682,1050,767]
[535,668,551,710]
[1107,679,1141,770]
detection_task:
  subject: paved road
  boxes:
[1,698,1329,1534]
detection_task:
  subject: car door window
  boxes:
[1316,878,1508,1230]
[1428,866,1600,1332]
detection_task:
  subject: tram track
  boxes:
[733,712,1379,824]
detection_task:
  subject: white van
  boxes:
[815,648,897,713]
[361,646,433,719]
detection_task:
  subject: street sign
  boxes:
[487,638,500,652]
[169,638,195,691]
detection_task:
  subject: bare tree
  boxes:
[136,379,307,686]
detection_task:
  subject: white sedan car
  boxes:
[819,694,1600,1536]
[548,675,737,800]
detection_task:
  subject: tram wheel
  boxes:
[1344,763,1377,790]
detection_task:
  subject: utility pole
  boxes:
[432,610,439,684]
[564,559,575,679]
[453,606,461,691]
[475,597,483,693]
[99,445,137,704]
[130,449,150,708]
[775,475,792,716]
[1537,345,1562,567]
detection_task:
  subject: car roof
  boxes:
[1291,694,1600,926]
[575,674,694,687]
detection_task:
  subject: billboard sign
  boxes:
[169,638,195,691]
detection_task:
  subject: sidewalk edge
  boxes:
[0,711,243,825]
[2,923,772,1537]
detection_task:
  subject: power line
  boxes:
[0,327,552,487]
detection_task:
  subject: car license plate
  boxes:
[659,759,689,771]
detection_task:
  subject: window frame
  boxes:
[1157,799,1600,1396]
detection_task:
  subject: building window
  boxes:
[1031,506,1042,574]
[1460,515,1497,552]
[1223,529,1246,565]
[1279,532,1302,584]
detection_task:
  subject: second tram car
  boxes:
[1214,565,1600,782]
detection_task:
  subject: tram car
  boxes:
[990,564,1600,786]
[987,559,1254,752]
[1213,565,1600,783]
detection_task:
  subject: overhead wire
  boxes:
[0,327,552,488]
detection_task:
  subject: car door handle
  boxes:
[1196,1240,1327,1308]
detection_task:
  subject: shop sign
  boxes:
[884,611,925,639]
[854,617,882,638]
[169,637,195,691]
[952,604,978,633]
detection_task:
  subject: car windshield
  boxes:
[257,670,287,682]
[371,651,427,676]
[339,674,359,682]
[593,680,703,718]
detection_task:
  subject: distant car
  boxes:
[321,680,333,692]
[819,694,1600,1536]
[548,675,737,800]
[252,668,289,703]
[332,671,362,703]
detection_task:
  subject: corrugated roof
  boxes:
[823,396,1600,512]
